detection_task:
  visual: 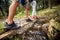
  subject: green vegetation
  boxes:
[15,10,32,18]
[0,23,4,33]
[37,5,60,19]
[0,23,4,28]
[0,5,60,29]
[15,5,60,20]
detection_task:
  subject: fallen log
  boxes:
[0,30,15,39]
[16,20,36,34]
[0,20,37,39]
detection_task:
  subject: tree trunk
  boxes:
[48,0,52,9]
[43,0,46,9]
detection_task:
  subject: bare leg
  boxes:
[6,0,19,24]
[24,5,29,19]
[24,5,32,22]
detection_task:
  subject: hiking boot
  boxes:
[26,18,32,22]
[4,21,21,31]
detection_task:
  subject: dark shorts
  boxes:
[17,0,26,6]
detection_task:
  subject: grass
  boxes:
[15,5,60,19]
[14,10,32,18]
[0,23,4,28]
[37,5,60,19]
[0,23,4,33]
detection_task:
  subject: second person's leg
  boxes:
[31,0,37,20]
[21,0,32,22]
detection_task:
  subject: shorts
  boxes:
[17,0,26,6]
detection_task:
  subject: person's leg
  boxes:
[4,0,20,31]
[21,0,32,22]
[20,0,29,19]
[24,5,29,19]
[24,5,32,22]
[32,6,36,19]
[31,1,37,20]
[6,0,19,24]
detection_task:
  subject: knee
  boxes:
[12,0,19,5]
